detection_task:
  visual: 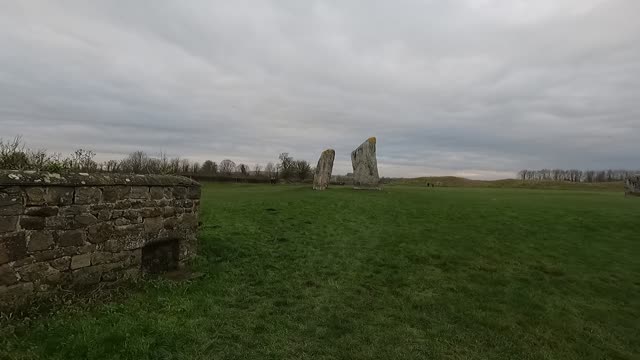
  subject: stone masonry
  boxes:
[0,171,200,306]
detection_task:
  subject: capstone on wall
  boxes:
[0,171,200,306]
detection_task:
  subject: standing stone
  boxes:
[625,175,640,196]
[313,149,335,190]
[351,137,381,190]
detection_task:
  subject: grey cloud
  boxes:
[1,0,639,179]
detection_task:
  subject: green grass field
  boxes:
[2,184,639,359]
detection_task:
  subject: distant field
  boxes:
[2,184,639,359]
[392,176,626,191]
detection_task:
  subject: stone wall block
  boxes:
[50,256,71,271]
[91,251,128,266]
[16,262,58,283]
[130,186,150,199]
[0,186,24,216]
[25,187,46,206]
[72,266,102,286]
[45,187,74,205]
[0,264,19,286]
[163,207,175,218]
[141,207,163,218]
[97,210,112,221]
[150,187,165,200]
[180,213,198,229]
[24,206,59,217]
[45,215,74,230]
[27,231,54,252]
[0,232,26,264]
[70,253,92,270]
[114,200,132,210]
[102,186,131,203]
[87,223,114,244]
[60,205,90,216]
[74,213,98,227]
[58,229,86,247]
[33,247,78,262]
[20,216,46,230]
[187,186,201,199]
[143,216,163,234]
[172,187,187,199]
[0,216,19,233]
[75,187,102,204]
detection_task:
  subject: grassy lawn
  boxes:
[2,184,639,359]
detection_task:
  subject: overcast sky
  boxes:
[1,1,638,179]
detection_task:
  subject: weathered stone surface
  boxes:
[27,231,54,251]
[20,216,46,230]
[351,137,381,190]
[0,186,23,215]
[71,253,92,269]
[0,215,18,233]
[130,186,150,199]
[75,187,102,204]
[45,187,74,205]
[50,256,71,271]
[187,186,201,200]
[0,232,26,264]
[97,210,112,221]
[87,223,113,244]
[149,187,165,200]
[45,215,74,230]
[0,264,18,286]
[144,217,164,233]
[34,248,74,262]
[16,262,56,282]
[24,206,59,217]
[141,207,163,218]
[625,175,640,196]
[0,282,34,300]
[58,229,86,247]
[313,149,335,190]
[91,251,129,266]
[172,187,187,199]
[102,186,131,202]
[25,187,46,205]
[72,266,101,286]
[74,213,98,227]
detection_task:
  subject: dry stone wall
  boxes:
[0,171,200,306]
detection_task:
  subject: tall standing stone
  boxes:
[351,137,381,190]
[313,149,335,190]
[625,175,640,196]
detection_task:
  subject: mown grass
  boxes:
[2,184,639,359]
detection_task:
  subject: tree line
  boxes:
[517,168,638,183]
[0,136,314,182]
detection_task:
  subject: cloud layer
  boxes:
[1,0,638,178]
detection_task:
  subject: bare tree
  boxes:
[219,159,236,175]
[295,160,312,180]
[237,163,249,176]
[202,160,216,174]
[264,162,275,178]
[253,163,262,176]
